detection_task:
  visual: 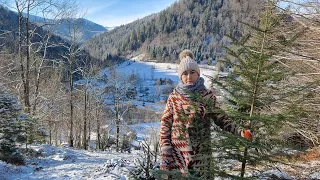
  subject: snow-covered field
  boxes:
[111,57,217,89]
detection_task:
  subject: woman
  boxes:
[159,49,251,179]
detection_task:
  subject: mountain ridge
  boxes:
[25,14,107,43]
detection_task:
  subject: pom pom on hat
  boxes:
[178,49,200,80]
[179,49,194,61]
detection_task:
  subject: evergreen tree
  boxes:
[0,88,24,163]
[20,116,46,149]
[211,0,304,178]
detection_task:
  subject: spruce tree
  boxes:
[210,0,304,178]
[0,88,24,163]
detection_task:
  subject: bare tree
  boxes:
[74,58,97,150]
[101,63,139,152]
[30,1,76,115]
[55,4,90,147]
[273,0,320,146]
[3,0,78,113]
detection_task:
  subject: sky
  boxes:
[80,0,177,27]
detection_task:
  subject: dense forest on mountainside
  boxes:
[84,0,265,63]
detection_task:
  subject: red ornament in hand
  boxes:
[242,130,252,140]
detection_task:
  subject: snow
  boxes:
[104,58,217,89]
[0,120,162,180]
[260,167,293,180]
[311,172,320,179]
[129,122,160,141]
[0,144,141,180]
[0,124,319,180]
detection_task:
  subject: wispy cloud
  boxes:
[81,0,119,16]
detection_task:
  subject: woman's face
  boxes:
[181,70,199,84]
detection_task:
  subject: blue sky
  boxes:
[80,0,177,27]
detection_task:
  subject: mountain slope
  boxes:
[26,14,107,43]
[84,0,265,63]
[0,5,67,56]
[46,18,106,43]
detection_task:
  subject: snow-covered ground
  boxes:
[0,121,162,180]
[1,144,320,180]
[106,57,217,89]
[129,121,160,141]
[0,144,141,180]
[1,119,319,179]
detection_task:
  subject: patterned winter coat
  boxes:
[159,89,240,176]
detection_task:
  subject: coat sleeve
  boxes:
[208,93,242,135]
[159,95,174,170]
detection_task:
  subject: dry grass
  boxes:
[296,147,320,162]
[270,147,320,179]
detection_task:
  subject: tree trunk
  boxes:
[116,99,120,152]
[49,129,52,145]
[146,145,151,178]
[24,3,31,113]
[88,95,91,149]
[96,101,101,150]
[55,124,58,146]
[32,38,49,115]
[82,88,88,150]
[77,125,82,148]
[17,8,28,113]
[116,113,120,152]
[69,58,74,147]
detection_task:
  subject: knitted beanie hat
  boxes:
[178,49,200,80]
